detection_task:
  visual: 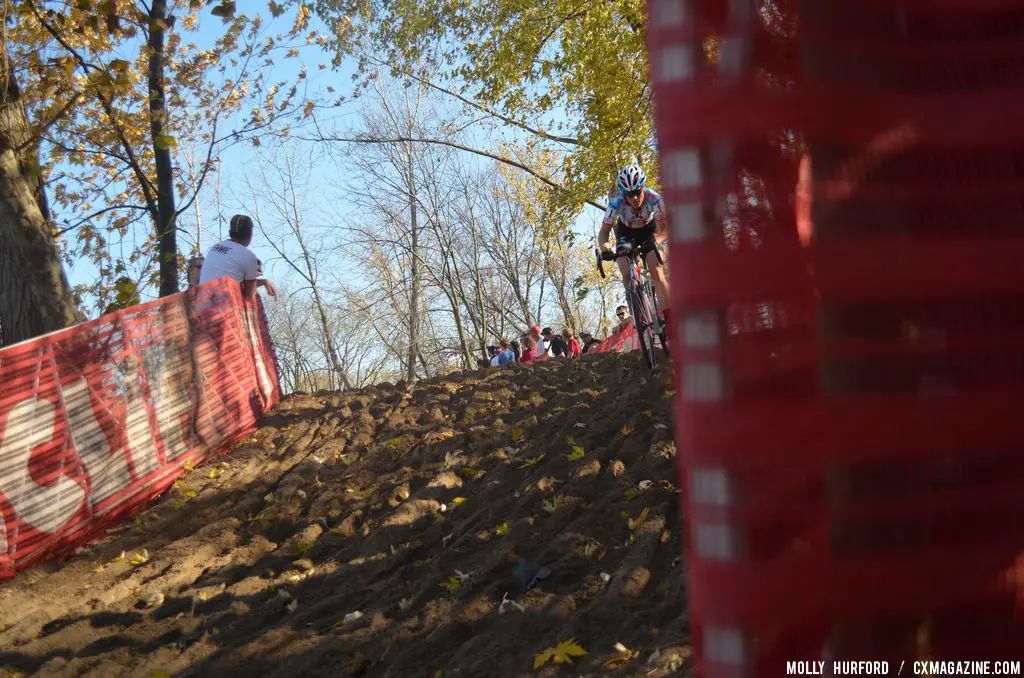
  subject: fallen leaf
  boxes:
[208,467,223,479]
[534,638,588,668]
[566,445,584,462]
[520,453,545,469]
[451,496,466,505]
[129,549,149,567]
[620,424,633,436]
[335,610,363,626]
[494,522,510,536]
[499,592,526,615]
[542,495,563,513]
[182,458,194,471]
[604,642,640,667]
[628,507,650,531]
[511,427,524,442]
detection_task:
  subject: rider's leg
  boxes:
[645,249,671,316]
[616,257,631,303]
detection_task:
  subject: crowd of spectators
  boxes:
[478,322,608,369]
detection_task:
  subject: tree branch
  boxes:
[29,1,159,217]
[55,203,150,236]
[307,128,606,211]
[16,95,81,152]
[370,57,581,146]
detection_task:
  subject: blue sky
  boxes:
[59,5,607,311]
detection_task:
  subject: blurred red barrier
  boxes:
[649,0,1024,673]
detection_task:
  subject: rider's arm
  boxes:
[599,203,618,251]
[652,195,669,242]
[598,220,614,251]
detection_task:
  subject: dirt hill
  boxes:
[0,351,688,677]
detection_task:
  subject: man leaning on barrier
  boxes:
[198,214,277,300]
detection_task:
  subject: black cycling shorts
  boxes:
[615,221,656,249]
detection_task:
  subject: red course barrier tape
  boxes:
[0,278,280,579]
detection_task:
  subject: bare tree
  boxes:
[331,76,437,382]
[243,142,352,390]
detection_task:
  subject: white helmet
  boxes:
[617,164,647,193]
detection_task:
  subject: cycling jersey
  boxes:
[602,188,667,230]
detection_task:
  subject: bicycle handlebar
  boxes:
[595,239,664,271]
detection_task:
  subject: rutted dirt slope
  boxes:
[0,352,689,677]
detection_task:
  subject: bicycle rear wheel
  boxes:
[638,323,657,368]
[632,283,658,369]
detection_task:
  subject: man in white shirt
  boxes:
[529,325,551,357]
[198,214,277,300]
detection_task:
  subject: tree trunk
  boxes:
[405,145,420,383]
[0,48,78,346]
[148,0,179,297]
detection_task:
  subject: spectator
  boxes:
[521,336,536,364]
[487,345,501,367]
[529,325,548,357]
[544,327,569,357]
[615,304,631,329]
[496,339,516,366]
[580,331,599,353]
[199,214,277,300]
[563,328,581,357]
[510,339,522,362]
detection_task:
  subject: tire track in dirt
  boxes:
[0,351,690,677]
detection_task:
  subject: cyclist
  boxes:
[598,164,671,328]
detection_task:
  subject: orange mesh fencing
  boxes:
[0,278,279,579]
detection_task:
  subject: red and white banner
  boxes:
[590,323,641,354]
[0,278,280,580]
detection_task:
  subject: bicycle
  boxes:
[595,239,670,369]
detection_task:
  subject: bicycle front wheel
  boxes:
[631,283,658,369]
